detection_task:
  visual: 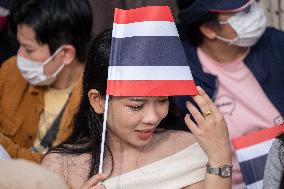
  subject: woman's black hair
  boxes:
[177,0,219,46]
[48,29,182,178]
[10,0,93,62]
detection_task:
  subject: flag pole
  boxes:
[98,95,109,174]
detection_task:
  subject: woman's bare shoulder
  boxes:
[171,130,197,147]
[41,152,69,177]
[41,152,91,180]
[155,130,197,153]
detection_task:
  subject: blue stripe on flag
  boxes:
[111,36,189,66]
[239,154,268,185]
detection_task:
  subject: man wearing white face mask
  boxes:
[176,0,284,188]
[0,0,92,163]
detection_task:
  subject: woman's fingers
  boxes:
[196,86,225,123]
[80,174,107,189]
[192,95,212,118]
[184,114,199,134]
[184,86,232,165]
[186,101,206,128]
[196,86,219,114]
[192,88,210,114]
[189,86,224,127]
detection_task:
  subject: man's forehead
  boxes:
[17,24,46,48]
[17,25,37,42]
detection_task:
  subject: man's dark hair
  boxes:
[177,0,219,46]
[10,0,93,62]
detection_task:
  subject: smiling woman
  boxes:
[105,96,169,146]
[41,30,232,189]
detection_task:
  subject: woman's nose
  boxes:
[142,106,161,125]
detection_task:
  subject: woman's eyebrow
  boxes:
[127,98,147,102]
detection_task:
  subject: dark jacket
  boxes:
[174,28,284,116]
[173,27,284,117]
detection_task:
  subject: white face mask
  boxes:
[216,1,267,47]
[17,47,64,86]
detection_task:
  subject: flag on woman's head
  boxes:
[107,6,197,96]
[99,6,198,174]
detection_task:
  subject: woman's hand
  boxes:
[79,174,107,189]
[184,86,232,166]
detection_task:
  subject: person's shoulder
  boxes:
[41,152,67,176]
[263,138,284,188]
[158,130,198,152]
[158,131,207,166]
[42,151,91,167]
[0,159,69,189]
[172,130,199,151]
[270,138,284,156]
[265,27,284,37]
[259,27,284,45]
[41,151,91,177]
[0,56,17,73]
[265,138,284,170]
[0,56,25,83]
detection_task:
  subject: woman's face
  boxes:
[107,96,169,147]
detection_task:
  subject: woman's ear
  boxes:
[199,23,217,40]
[88,89,105,114]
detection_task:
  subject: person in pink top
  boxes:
[177,0,284,188]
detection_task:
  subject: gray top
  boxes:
[263,139,284,189]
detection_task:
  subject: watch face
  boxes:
[221,166,232,177]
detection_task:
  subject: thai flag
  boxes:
[106,6,197,96]
[232,124,284,189]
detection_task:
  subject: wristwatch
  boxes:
[206,163,233,178]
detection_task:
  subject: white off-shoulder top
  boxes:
[103,143,208,189]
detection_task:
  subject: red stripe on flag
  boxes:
[106,80,197,96]
[114,6,174,24]
[232,123,284,150]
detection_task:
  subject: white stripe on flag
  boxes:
[235,139,274,163]
[112,21,179,38]
[246,179,263,189]
[108,66,193,80]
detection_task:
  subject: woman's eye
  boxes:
[128,104,143,111]
[159,99,169,103]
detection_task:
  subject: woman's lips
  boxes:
[135,129,154,141]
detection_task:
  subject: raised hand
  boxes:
[184,86,232,166]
